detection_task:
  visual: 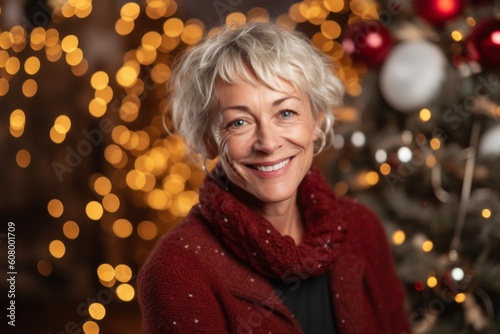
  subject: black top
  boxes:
[269,271,336,334]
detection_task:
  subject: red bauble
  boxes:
[342,21,393,67]
[466,18,500,69]
[414,0,467,27]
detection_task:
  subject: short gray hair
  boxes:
[168,21,344,161]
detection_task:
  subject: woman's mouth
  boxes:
[249,157,292,172]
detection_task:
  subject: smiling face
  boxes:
[211,78,320,205]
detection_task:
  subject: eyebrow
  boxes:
[220,96,299,113]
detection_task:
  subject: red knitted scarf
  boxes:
[198,166,348,279]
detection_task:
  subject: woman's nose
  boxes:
[252,122,282,154]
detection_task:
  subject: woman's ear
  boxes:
[313,110,325,141]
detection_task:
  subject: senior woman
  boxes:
[138,22,409,334]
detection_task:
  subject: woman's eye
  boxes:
[229,119,246,128]
[280,109,295,118]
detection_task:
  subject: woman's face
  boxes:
[212,78,319,204]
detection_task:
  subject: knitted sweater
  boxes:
[138,167,410,334]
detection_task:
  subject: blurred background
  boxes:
[1,0,500,333]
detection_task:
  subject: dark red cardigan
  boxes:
[138,167,410,333]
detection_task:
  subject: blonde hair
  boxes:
[168,21,344,161]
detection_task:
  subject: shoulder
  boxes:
[336,195,392,257]
[338,195,385,235]
[138,210,219,283]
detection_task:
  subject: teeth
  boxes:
[255,158,290,172]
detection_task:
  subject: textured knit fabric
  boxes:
[138,166,411,334]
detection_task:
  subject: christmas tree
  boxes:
[325,0,500,332]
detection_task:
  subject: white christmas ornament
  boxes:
[478,124,500,157]
[380,41,447,113]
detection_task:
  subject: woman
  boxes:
[138,22,410,334]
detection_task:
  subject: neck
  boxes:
[231,186,305,245]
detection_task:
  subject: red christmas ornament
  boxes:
[342,21,393,67]
[414,0,467,27]
[466,18,500,69]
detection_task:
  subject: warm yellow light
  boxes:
[226,12,247,26]
[95,85,113,103]
[91,71,109,90]
[116,283,135,301]
[104,144,124,165]
[181,19,204,45]
[146,0,167,19]
[102,193,120,213]
[66,48,84,66]
[455,293,466,303]
[24,56,41,75]
[482,208,492,219]
[147,189,172,210]
[75,2,92,18]
[0,78,9,96]
[159,35,180,52]
[86,201,104,221]
[82,321,99,334]
[45,28,59,47]
[380,163,391,175]
[16,149,31,168]
[49,240,66,259]
[48,199,64,218]
[50,126,66,143]
[422,240,433,252]
[451,30,462,42]
[137,220,158,240]
[425,154,436,168]
[115,18,135,36]
[163,18,184,37]
[419,108,431,122]
[54,115,71,134]
[0,31,14,49]
[5,56,21,75]
[97,263,115,282]
[88,97,107,118]
[136,46,157,65]
[30,27,46,46]
[366,171,379,186]
[248,7,269,22]
[61,34,79,53]
[392,230,405,245]
[163,174,185,195]
[427,276,438,288]
[135,155,155,173]
[177,191,199,217]
[324,0,344,12]
[430,138,441,150]
[116,65,138,87]
[142,31,162,50]
[63,220,80,240]
[10,109,25,130]
[113,219,133,238]
[115,264,133,283]
[0,50,9,67]
[88,303,106,320]
[126,169,147,190]
[94,176,112,196]
[22,79,38,97]
[121,2,140,21]
[46,44,63,62]
[321,20,341,39]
